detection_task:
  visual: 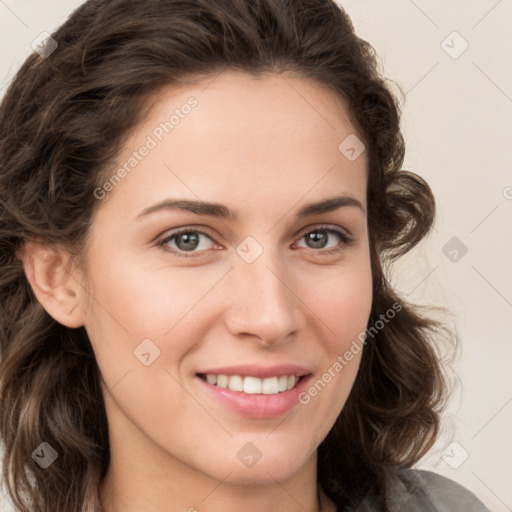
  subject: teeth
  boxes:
[202,374,300,395]
[262,376,278,395]
[206,374,217,385]
[229,375,244,392]
[244,376,262,394]
[217,375,228,388]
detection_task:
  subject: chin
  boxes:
[209,443,313,485]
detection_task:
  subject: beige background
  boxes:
[1,1,511,511]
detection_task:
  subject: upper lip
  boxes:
[196,364,312,379]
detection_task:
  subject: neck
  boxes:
[99,464,334,512]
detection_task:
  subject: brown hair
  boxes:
[0,1,455,510]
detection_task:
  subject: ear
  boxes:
[17,240,86,328]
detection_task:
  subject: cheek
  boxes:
[297,253,372,414]
[85,251,211,335]
[81,254,223,388]
[294,264,371,449]
[298,256,373,343]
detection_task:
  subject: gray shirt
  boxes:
[343,469,490,511]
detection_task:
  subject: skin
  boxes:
[22,70,372,512]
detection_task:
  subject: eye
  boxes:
[158,228,216,257]
[157,225,354,258]
[295,225,353,255]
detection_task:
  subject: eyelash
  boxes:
[157,225,354,258]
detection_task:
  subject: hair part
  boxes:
[0,1,455,510]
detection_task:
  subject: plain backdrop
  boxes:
[1,1,511,511]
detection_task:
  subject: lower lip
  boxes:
[196,375,312,419]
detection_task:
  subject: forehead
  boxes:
[96,70,368,221]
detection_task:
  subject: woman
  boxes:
[0,0,490,511]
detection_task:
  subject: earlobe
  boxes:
[17,241,86,328]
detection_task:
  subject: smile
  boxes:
[197,373,303,395]
[195,371,313,419]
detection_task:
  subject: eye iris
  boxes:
[306,231,328,249]
[176,232,200,251]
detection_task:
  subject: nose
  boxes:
[223,245,304,347]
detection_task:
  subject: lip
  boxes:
[195,371,313,419]
[196,364,312,379]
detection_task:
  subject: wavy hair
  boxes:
[0,0,455,510]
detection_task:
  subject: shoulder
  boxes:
[347,468,490,512]
[393,469,490,511]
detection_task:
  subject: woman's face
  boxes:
[80,70,372,486]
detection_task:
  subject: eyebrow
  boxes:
[136,194,366,221]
